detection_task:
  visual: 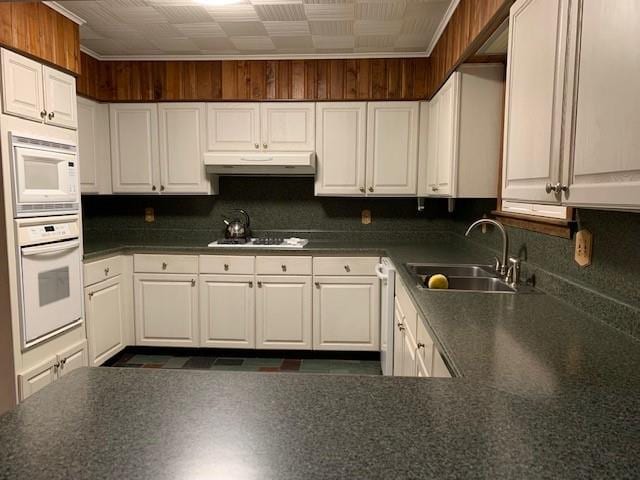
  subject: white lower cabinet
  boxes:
[313,276,380,351]
[17,340,88,401]
[200,275,255,348]
[401,326,418,377]
[134,274,199,347]
[255,275,312,350]
[84,276,127,366]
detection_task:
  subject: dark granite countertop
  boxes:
[0,236,638,478]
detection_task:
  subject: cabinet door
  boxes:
[78,97,112,194]
[85,276,126,366]
[562,1,640,209]
[1,49,43,122]
[17,357,57,401]
[135,274,199,347]
[392,301,404,376]
[57,340,88,377]
[261,103,315,151]
[315,102,367,196]
[313,276,380,351]
[401,326,417,377]
[200,275,255,348]
[366,102,419,196]
[256,275,312,349]
[110,104,160,194]
[502,0,570,203]
[429,73,460,197]
[206,103,260,151]
[43,65,77,129]
[159,103,210,194]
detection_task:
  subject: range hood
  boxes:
[204,152,315,176]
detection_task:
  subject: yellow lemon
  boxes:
[428,274,449,289]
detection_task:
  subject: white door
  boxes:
[313,276,380,351]
[1,49,44,122]
[135,274,199,347]
[158,103,210,194]
[57,340,88,377]
[43,65,77,129]
[110,104,160,194]
[315,102,367,196]
[502,0,570,203]
[85,276,126,366]
[17,357,58,401]
[366,102,419,196]
[78,97,111,194]
[200,275,255,348]
[256,275,312,349]
[428,73,460,197]
[261,103,315,151]
[562,0,640,209]
[206,103,260,151]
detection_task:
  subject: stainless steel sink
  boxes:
[405,263,526,294]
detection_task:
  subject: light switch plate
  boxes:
[574,229,592,267]
[361,209,371,225]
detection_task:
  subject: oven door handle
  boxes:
[22,240,80,257]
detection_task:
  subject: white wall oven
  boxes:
[16,215,82,348]
[10,133,79,218]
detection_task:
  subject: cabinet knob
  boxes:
[315,282,320,288]
[431,186,439,192]
[263,143,268,149]
[368,186,374,193]
[224,263,229,271]
[359,187,365,193]
[48,111,55,120]
[160,185,165,192]
[162,262,167,270]
[281,264,287,272]
[104,267,110,276]
[254,143,259,149]
[417,342,425,349]
[249,281,253,288]
[344,265,351,273]
[88,291,94,299]
[60,358,67,366]
[191,279,196,287]
[152,185,157,192]
[257,281,263,288]
[40,110,47,119]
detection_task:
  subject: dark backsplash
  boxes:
[83,176,639,339]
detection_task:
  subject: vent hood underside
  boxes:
[204,152,315,176]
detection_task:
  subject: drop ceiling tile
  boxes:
[396,32,431,49]
[402,16,439,35]
[404,0,449,19]
[79,25,105,40]
[152,5,214,24]
[303,3,355,21]
[219,21,268,36]
[112,6,168,24]
[230,36,276,51]
[312,35,355,49]
[149,37,201,53]
[173,23,226,37]
[356,34,396,48]
[354,19,402,36]
[254,3,307,21]
[191,36,237,51]
[263,21,311,36]
[309,20,353,36]
[204,5,261,22]
[272,35,315,50]
[135,23,184,38]
[355,1,406,21]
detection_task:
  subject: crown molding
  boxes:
[426,0,460,56]
[42,2,86,26]
[79,48,430,62]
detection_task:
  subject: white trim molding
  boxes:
[42,2,86,26]
[426,0,460,56]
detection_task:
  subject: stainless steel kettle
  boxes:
[222,209,251,240]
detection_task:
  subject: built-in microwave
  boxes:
[10,133,79,218]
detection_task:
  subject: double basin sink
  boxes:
[405,263,529,293]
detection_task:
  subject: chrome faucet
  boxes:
[465,219,509,276]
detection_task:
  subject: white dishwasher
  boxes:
[375,258,396,376]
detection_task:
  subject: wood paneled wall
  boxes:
[427,0,513,97]
[77,54,430,102]
[0,2,80,75]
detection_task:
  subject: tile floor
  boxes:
[108,351,382,375]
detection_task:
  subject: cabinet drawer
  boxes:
[313,256,379,276]
[396,278,417,337]
[256,256,312,275]
[84,256,123,286]
[134,254,198,274]
[200,255,255,274]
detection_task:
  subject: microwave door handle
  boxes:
[22,240,80,257]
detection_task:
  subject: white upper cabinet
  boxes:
[502,0,570,203]
[207,103,260,151]
[261,103,315,151]
[43,65,77,129]
[423,64,503,198]
[110,104,160,194]
[315,102,367,196]
[561,0,640,209]
[78,97,112,194]
[366,101,419,196]
[206,102,314,152]
[1,49,44,122]
[159,103,212,194]
[0,49,76,129]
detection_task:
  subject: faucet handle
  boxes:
[506,256,521,285]
[492,256,501,273]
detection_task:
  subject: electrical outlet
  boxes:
[361,209,372,225]
[145,207,155,223]
[574,229,592,267]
